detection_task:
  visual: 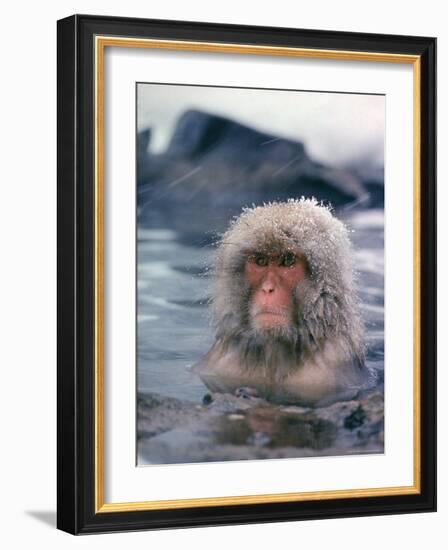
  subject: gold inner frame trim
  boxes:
[94,35,421,514]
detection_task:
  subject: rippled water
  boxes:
[137,209,384,402]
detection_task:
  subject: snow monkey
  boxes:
[194,198,373,406]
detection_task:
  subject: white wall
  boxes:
[0,1,444,548]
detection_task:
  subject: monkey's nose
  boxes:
[261,281,276,293]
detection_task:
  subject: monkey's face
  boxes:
[244,250,307,333]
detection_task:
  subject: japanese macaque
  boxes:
[194,198,373,406]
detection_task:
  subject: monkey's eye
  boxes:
[254,254,269,267]
[280,252,296,267]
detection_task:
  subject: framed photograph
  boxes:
[57,14,436,534]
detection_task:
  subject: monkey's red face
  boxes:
[244,251,307,330]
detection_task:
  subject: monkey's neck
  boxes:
[221,332,310,380]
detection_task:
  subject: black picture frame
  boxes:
[57,14,436,535]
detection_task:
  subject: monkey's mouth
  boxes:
[253,306,289,316]
[251,307,290,327]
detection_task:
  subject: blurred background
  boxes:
[137,84,384,165]
[137,84,384,244]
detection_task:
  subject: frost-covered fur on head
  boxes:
[211,198,364,372]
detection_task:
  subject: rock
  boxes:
[234,386,260,399]
[137,128,151,162]
[344,405,367,430]
[202,393,213,405]
[137,390,384,465]
[280,405,311,415]
[247,432,271,447]
[137,110,381,243]
[364,180,385,208]
[227,413,245,421]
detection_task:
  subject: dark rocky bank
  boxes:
[137,390,384,464]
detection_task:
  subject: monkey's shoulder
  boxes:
[194,339,371,406]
